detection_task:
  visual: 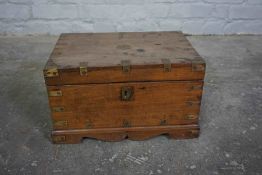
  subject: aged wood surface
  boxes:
[51,125,200,144]
[46,32,203,68]
[47,81,203,130]
[44,31,205,143]
[44,32,205,85]
[44,64,205,85]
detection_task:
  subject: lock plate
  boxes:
[121,86,134,101]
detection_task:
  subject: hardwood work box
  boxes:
[43,32,205,144]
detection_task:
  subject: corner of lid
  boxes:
[43,67,59,78]
[191,59,205,72]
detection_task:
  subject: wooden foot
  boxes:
[51,125,200,144]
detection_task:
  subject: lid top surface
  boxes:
[46,32,203,69]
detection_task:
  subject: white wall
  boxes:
[0,0,262,35]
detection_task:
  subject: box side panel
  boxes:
[46,81,204,130]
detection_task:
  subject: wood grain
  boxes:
[44,31,206,143]
[51,125,200,144]
[44,32,205,85]
[47,81,203,130]
[47,32,203,68]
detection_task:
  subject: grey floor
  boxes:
[0,35,261,175]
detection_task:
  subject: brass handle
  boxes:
[121,86,134,101]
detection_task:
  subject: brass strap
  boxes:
[121,60,131,73]
[48,90,62,97]
[161,58,171,72]
[79,62,88,76]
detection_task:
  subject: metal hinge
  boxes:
[161,58,171,72]
[44,67,59,77]
[121,60,131,73]
[52,107,65,112]
[192,61,205,71]
[48,90,62,97]
[79,62,88,76]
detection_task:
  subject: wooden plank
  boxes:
[44,63,205,85]
[47,81,203,129]
[51,124,200,143]
[44,32,205,85]
[47,32,203,68]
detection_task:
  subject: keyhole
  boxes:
[121,86,134,101]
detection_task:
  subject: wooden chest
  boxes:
[43,32,205,144]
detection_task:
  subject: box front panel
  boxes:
[47,81,203,130]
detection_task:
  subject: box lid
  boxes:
[44,32,205,85]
